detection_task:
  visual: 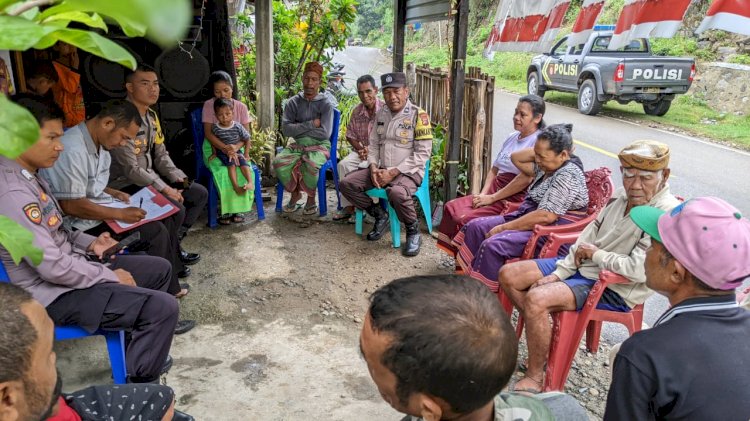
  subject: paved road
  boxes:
[331,46,392,92]
[338,46,750,343]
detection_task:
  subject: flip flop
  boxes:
[218,216,232,225]
[232,214,246,223]
[302,205,318,215]
[283,202,302,213]
[333,210,354,222]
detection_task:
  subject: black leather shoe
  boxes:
[178,266,191,278]
[173,409,195,421]
[402,221,422,257]
[367,214,389,241]
[180,250,200,265]
[174,319,196,335]
[160,355,173,375]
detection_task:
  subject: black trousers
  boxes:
[46,255,178,381]
[86,221,183,295]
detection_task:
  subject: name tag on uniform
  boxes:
[377,123,385,135]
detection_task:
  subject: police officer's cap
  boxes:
[381,72,407,89]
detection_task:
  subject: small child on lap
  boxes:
[209,98,254,195]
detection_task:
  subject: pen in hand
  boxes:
[139,198,143,209]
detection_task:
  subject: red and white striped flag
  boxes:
[609,0,692,50]
[696,0,750,36]
[568,0,606,47]
[485,0,571,53]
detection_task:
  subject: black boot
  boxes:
[402,221,421,257]
[366,204,389,241]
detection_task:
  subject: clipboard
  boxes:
[104,186,179,234]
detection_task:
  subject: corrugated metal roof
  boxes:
[406,0,451,24]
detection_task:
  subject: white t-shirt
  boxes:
[492,130,540,174]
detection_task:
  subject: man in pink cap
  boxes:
[604,197,750,420]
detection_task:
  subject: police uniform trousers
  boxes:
[340,167,422,224]
[45,254,178,382]
[85,218,184,296]
[337,151,378,209]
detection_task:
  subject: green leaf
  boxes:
[50,28,137,69]
[42,11,108,31]
[0,95,40,159]
[0,216,43,266]
[0,15,60,50]
[39,0,191,47]
[0,0,21,13]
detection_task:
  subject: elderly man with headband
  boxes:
[604,196,750,419]
[499,140,681,394]
[273,61,335,215]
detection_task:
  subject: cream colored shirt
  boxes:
[552,185,681,308]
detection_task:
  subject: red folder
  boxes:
[105,186,179,234]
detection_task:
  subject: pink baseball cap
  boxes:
[630,197,750,290]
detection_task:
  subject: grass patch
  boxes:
[406,43,750,148]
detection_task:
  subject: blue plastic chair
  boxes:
[0,261,128,384]
[275,109,342,216]
[354,160,433,248]
[189,108,265,229]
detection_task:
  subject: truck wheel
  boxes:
[643,99,672,116]
[578,79,603,116]
[527,72,545,98]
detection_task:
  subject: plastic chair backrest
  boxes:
[0,259,9,283]
[584,167,613,216]
[189,108,206,179]
[330,109,341,154]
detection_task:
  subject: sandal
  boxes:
[175,283,190,299]
[283,202,302,213]
[218,215,232,225]
[509,374,543,395]
[302,204,318,215]
[333,209,354,222]
[231,214,246,223]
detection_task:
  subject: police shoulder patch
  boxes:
[23,203,42,225]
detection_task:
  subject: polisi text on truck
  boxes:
[630,68,683,80]
[548,61,578,76]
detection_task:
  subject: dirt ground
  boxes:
[56,188,613,420]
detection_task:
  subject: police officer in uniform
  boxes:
[0,98,178,383]
[340,72,432,256]
[109,64,207,268]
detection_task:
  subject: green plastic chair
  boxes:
[354,160,432,248]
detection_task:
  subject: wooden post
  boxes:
[470,79,487,195]
[445,0,469,202]
[393,0,406,72]
[255,0,274,174]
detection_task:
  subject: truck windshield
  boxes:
[590,36,648,53]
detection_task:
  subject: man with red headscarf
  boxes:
[273,61,335,215]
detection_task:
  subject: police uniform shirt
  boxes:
[39,122,113,232]
[368,99,432,178]
[0,156,119,307]
[109,107,186,191]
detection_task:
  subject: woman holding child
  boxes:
[202,70,255,224]
[453,124,589,292]
[436,95,546,255]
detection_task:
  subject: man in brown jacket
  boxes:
[109,64,207,269]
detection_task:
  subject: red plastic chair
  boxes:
[497,167,614,315]
[523,230,645,392]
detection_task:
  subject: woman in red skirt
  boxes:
[437,94,546,256]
